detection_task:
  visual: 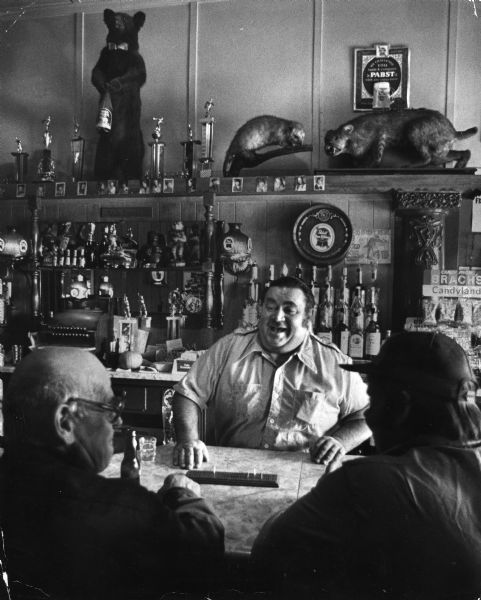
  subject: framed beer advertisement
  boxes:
[353,44,410,111]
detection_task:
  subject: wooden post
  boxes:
[392,190,461,332]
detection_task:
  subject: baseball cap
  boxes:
[341,331,477,401]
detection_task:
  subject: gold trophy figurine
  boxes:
[12,137,29,183]
[149,116,166,181]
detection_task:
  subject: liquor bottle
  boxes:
[120,429,141,484]
[249,262,260,303]
[364,308,381,359]
[264,264,275,294]
[351,266,366,308]
[96,91,113,133]
[350,266,365,333]
[84,227,98,269]
[348,292,365,359]
[315,266,333,343]
[0,279,5,326]
[364,285,379,329]
[333,268,350,354]
[295,263,303,280]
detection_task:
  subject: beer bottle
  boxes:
[121,429,141,485]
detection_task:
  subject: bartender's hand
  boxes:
[309,436,345,472]
[173,440,209,469]
[159,472,201,496]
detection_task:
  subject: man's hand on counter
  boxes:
[309,435,346,473]
[173,440,209,469]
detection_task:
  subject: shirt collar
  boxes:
[238,330,316,371]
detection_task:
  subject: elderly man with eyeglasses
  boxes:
[0,347,224,600]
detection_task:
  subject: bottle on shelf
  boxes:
[333,268,350,355]
[120,428,141,485]
[315,266,333,343]
[348,287,365,359]
[0,279,6,326]
[249,262,260,304]
[264,264,275,296]
[364,307,381,359]
[295,263,303,280]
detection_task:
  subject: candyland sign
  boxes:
[423,270,481,298]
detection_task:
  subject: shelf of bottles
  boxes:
[312,263,388,360]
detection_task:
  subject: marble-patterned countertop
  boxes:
[103,445,360,555]
[0,365,183,382]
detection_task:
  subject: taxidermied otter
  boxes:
[324,108,478,168]
[223,115,307,176]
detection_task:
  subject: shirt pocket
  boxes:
[232,384,264,421]
[294,390,340,433]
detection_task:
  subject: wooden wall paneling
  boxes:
[457,198,475,268]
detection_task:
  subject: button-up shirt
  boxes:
[174,330,369,450]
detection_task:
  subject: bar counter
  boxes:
[102,444,359,556]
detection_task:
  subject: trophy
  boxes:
[198,99,215,178]
[70,120,85,182]
[37,116,56,182]
[149,116,165,181]
[180,123,201,181]
[11,137,28,183]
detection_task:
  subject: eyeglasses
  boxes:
[67,395,125,424]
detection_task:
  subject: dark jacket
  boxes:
[0,444,224,600]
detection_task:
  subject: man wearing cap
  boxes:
[251,331,481,599]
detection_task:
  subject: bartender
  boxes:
[173,276,370,470]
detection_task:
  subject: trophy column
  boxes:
[149,117,166,181]
[11,138,28,183]
[37,116,56,182]
[198,99,215,178]
[180,123,201,180]
[70,121,85,182]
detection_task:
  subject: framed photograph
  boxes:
[313,175,325,191]
[55,182,66,197]
[16,183,26,198]
[353,44,410,111]
[294,176,306,192]
[256,177,268,193]
[163,178,174,193]
[232,177,243,193]
[77,181,87,196]
[209,177,220,192]
[107,180,117,195]
[36,184,45,198]
[273,176,286,192]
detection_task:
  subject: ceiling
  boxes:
[0,0,225,19]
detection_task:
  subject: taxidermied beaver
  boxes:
[223,115,306,176]
[324,108,478,168]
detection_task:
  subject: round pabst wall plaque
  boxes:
[293,204,353,265]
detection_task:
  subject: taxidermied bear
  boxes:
[223,115,306,176]
[92,9,146,182]
[324,108,478,168]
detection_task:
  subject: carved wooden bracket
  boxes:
[394,190,461,210]
[409,214,443,268]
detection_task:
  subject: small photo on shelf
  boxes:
[256,177,268,193]
[55,182,66,197]
[163,178,174,193]
[232,177,243,192]
[77,181,87,196]
[16,183,26,198]
[313,175,325,191]
[294,175,306,191]
[209,177,220,192]
[107,180,117,195]
[273,176,286,192]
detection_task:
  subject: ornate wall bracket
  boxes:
[409,214,443,269]
[394,189,462,210]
